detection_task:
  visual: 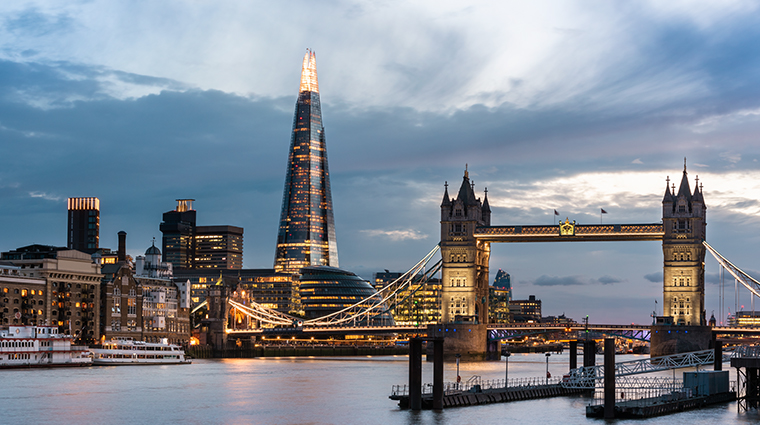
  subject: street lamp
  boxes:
[545,352,551,385]
[504,351,511,388]
[456,354,461,390]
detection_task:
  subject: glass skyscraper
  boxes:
[275,50,338,273]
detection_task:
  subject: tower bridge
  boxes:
[429,163,708,358]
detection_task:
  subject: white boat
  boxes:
[90,338,191,365]
[0,325,92,368]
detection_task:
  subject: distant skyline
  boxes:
[2,2,760,324]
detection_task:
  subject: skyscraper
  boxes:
[159,199,244,270]
[160,199,197,269]
[67,197,100,254]
[275,50,338,273]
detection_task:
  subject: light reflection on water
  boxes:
[0,353,756,425]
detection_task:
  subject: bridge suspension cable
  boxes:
[222,244,442,329]
[228,299,300,326]
[703,241,760,298]
[303,244,441,326]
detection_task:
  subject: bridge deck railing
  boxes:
[391,376,562,397]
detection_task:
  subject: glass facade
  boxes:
[275,50,338,273]
[300,266,392,325]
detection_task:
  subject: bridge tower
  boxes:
[439,167,491,324]
[661,163,706,326]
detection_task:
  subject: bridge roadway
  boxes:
[226,323,760,340]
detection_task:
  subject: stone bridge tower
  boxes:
[662,164,706,326]
[440,167,491,324]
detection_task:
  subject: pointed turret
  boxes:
[482,188,491,213]
[662,176,675,203]
[692,176,704,203]
[482,188,491,226]
[676,167,692,201]
[456,168,479,207]
[441,182,451,207]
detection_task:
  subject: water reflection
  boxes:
[0,353,751,425]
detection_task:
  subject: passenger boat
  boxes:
[0,325,92,368]
[90,338,191,365]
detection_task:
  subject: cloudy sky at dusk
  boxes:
[2,1,760,324]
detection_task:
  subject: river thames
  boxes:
[1,352,755,424]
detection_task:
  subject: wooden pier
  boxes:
[391,382,588,409]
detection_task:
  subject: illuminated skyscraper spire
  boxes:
[300,49,319,93]
[275,50,338,273]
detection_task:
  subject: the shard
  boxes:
[274,50,339,273]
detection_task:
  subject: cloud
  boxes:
[632,158,643,164]
[644,272,662,283]
[359,229,427,241]
[532,275,587,286]
[28,191,60,201]
[720,151,741,164]
[597,275,623,285]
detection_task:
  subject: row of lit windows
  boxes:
[2,288,44,296]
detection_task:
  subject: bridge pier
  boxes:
[408,337,444,411]
[427,323,487,361]
[650,325,711,357]
[603,338,615,419]
[569,340,578,371]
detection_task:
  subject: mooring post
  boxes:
[603,338,615,419]
[433,339,444,411]
[714,339,722,371]
[409,338,422,411]
[583,340,595,367]
[569,340,578,371]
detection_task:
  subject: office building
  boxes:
[489,269,512,323]
[194,226,243,269]
[275,49,338,273]
[509,295,542,323]
[373,271,441,325]
[67,197,100,254]
[160,199,197,269]
[300,267,392,325]
[159,199,244,270]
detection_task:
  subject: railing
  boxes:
[391,376,562,397]
[732,345,760,358]
[562,349,720,388]
[587,380,736,407]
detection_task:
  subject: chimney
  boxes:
[118,231,127,262]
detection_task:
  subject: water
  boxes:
[0,353,755,424]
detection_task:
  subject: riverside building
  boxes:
[0,245,102,344]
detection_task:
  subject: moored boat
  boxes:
[0,325,92,368]
[90,338,191,365]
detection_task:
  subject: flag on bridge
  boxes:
[554,209,559,216]
[601,208,608,214]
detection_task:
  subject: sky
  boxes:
[2,1,760,325]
